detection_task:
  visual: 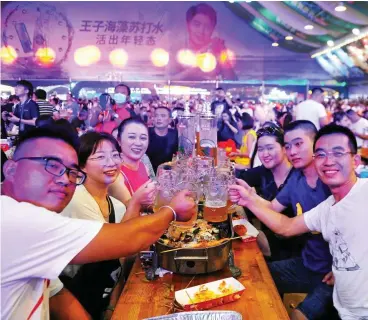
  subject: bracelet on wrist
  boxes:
[159,205,177,221]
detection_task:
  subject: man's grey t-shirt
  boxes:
[276,169,332,273]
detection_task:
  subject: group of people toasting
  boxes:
[1,117,367,320]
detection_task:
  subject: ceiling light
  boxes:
[304,25,314,30]
[335,3,347,12]
[272,42,279,47]
[352,28,360,35]
[327,40,334,47]
[285,35,293,41]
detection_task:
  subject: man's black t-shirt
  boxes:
[210,99,231,117]
[146,128,178,172]
[13,99,39,133]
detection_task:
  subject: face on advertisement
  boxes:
[187,13,215,49]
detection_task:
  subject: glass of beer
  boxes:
[203,176,228,223]
[153,163,178,212]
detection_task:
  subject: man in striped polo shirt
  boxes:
[34,89,54,118]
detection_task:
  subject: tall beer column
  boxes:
[177,104,196,158]
[197,103,217,164]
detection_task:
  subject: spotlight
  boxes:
[219,49,235,66]
[304,25,314,30]
[35,47,56,66]
[335,3,347,12]
[1,46,17,65]
[151,48,169,67]
[272,42,279,47]
[177,49,196,67]
[352,28,360,36]
[196,52,217,72]
[327,40,334,47]
[285,35,293,41]
[109,48,128,68]
[74,46,101,67]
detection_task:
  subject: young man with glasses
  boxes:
[1,127,195,319]
[230,124,368,319]
[236,120,335,320]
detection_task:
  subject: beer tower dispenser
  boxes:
[177,103,196,158]
[197,103,217,163]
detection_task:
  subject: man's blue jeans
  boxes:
[268,257,338,319]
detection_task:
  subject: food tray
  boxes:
[175,277,245,311]
[232,218,259,243]
[144,311,242,320]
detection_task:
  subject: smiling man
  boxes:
[1,126,196,319]
[229,124,368,319]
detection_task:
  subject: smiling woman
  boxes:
[60,130,158,318]
[115,117,151,196]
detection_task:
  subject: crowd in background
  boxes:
[1,80,368,320]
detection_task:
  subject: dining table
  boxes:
[112,240,290,320]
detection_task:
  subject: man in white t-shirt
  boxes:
[1,126,196,319]
[229,124,368,320]
[295,88,329,130]
[346,109,368,148]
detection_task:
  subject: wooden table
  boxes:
[112,241,289,320]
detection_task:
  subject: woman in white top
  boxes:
[61,131,156,319]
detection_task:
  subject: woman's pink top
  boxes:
[120,162,149,195]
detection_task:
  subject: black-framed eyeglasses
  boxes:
[256,125,283,138]
[313,151,354,161]
[15,157,86,185]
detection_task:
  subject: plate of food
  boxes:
[175,277,245,311]
[158,219,227,249]
[232,218,259,243]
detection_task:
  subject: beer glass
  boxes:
[203,174,228,223]
[153,163,178,212]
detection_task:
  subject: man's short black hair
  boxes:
[186,3,217,28]
[14,124,80,159]
[155,106,172,117]
[114,83,131,97]
[333,111,348,124]
[313,124,358,154]
[216,87,225,92]
[34,89,47,100]
[284,120,317,140]
[311,87,324,95]
[16,80,34,97]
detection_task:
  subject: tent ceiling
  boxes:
[226,1,368,53]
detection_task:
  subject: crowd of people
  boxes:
[1,79,368,320]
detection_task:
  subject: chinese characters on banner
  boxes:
[79,20,164,46]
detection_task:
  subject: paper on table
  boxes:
[232,218,259,242]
